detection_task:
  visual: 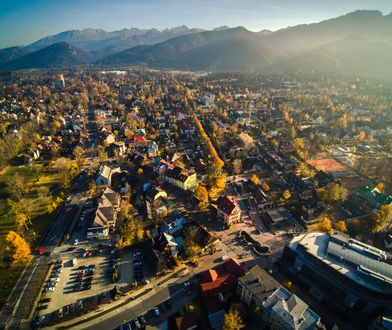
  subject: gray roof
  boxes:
[264,287,320,330]
[288,231,392,293]
[238,265,280,302]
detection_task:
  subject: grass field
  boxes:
[0,162,63,307]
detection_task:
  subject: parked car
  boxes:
[73,239,79,245]
[41,298,51,304]
[133,251,142,257]
[133,318,141,329]
[164,300,172,310]
[153,306,160,317]
[221,254,228,261]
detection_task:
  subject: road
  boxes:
[82,280,196,330]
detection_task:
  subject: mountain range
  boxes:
[2,10,392,80]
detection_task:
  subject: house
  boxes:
[107,142,127,157]
[175,313,198,330]
[145,185,168,220]
[155,232,183,256]
[262,287,320,330]
[87,187,120,239]
[163,166,198,191]
[160,211,186,235]
[96,163,121,187]
[217,195,241,227]
[357,186,392,208]
[148,141,159,157]
[237,265,280,308]
[200,258,246,299]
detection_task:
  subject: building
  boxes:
[87,187,120,239]
[217,195,241,227]
[144,185,168,220]
[282,231,392,320]
[237,265,280,307]
[163,166,198,191]
[263,287,320,330]
[200,258,246,299]
[96,163,121,187]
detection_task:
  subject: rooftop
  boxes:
[288,231,392,293]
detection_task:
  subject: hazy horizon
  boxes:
[1,0,391,48]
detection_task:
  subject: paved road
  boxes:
[82,280,196,330]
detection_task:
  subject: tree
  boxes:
[373,205,392,232]
[195,185,208,203]
[376,182,385,192]
[261,182,270,192]
[32,164,44,182]
[6,174,26,201]
[358,131,366,141]
[4,231,31,266]
[318,217,333,234]
[73,146,85,168]
[335,220,347,233]
[15,212,28,231]
[232,159,242,175]
[317,183,347,203]
[250,174,259,186]
[223,308,245,330]
[289,126,297,140]
[282,189,291,200]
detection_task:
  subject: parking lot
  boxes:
[35,210,137,318]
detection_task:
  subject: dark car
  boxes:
[164,300,172,310]
[41,298,52,304]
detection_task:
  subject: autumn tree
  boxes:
[373,205,392,232]
[282,189,291,200]
[317,183,347,203]
[318,217,333,234]
[194,185,209,209]
[73,146,85,168]
[335,220,347,233]
[358,131,366,141]
[250,174,259,186]
[4,231,31,266]
[223,307,245,330]
[232,159,242,175]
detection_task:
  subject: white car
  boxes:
[221,255,228,261]
[73,239,79,245]
[153,306,160,317]
[134,318,141,328]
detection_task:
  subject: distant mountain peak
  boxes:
[213,26,231,31]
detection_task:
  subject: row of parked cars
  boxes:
[44,261,63,293]
[73,264,95,292]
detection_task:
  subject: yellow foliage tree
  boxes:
[5,231,31,266]
[223,308,245,330]
[250,174,259,186]
[335,220,347,233]
[376,182,385,192]
[373,205,392,233]
[195,185,209,203]
[318,217,333,234]
[283,189,291,200]
[358,131,366,141]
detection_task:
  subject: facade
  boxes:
[263,287,320,330]
[145,185,168,220]
[164,166,198,191]
[96,163,121,187]
[237,265,280,307]
[282,231,392,320]
[217,195,241,227]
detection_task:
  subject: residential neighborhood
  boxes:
[0,65,391,330]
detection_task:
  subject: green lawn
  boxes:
[0,162,63,307]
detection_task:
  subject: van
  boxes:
[72,258,77,267]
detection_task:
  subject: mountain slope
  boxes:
[4,42,92,70]
[99,27,286,71]
[0,47,30,66]
[26,26,206,58]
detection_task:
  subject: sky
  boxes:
[0,0,391,48]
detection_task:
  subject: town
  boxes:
[0,68,391,330]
